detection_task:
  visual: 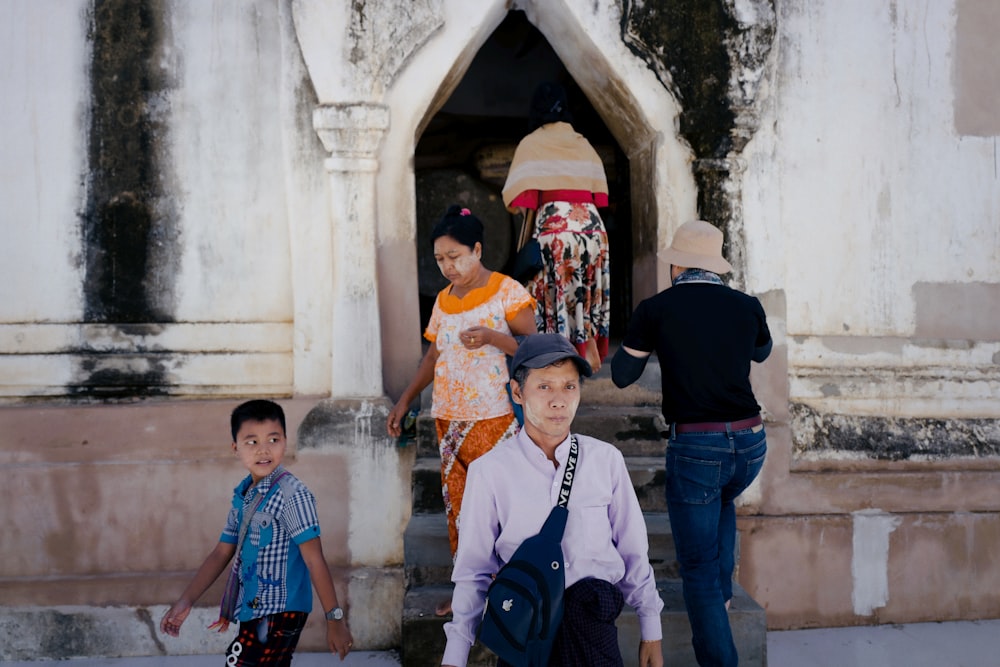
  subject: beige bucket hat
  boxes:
[660,220,733,274]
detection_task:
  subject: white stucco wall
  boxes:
[164,0,296,322]
[0,0,314,326]
[2,0,996,405]
[744,0,1000,335]
[0,0,89,322]
[0,0,335,397]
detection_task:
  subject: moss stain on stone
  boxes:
[83,0,176,324]
[79,0,179,397]
[622,0,776,287]
[622,0,738,159]
[791,403,1000,461]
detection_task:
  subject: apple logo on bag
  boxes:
[502,599,514,612]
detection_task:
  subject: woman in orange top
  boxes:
[387,205,537,614]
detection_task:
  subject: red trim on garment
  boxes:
[510,189,609,209]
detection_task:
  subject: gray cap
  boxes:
[510,333,593,378]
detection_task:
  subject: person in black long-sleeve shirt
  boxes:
[611,220,772,667]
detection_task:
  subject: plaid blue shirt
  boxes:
[221,468,322,621]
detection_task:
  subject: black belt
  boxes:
[671,414,762,434]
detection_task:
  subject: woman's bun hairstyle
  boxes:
[430,204,484,249]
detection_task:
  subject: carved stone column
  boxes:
[313,102,390,397]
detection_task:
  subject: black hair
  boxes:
[528,81,574,131]
[512,365,531,387]
[230,399,286,441]
[429,204,484,251]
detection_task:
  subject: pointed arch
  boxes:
[375,1,697,396]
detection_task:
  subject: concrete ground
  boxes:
[5,619,1000,666]
[0,653,400,667]
[767,619,1000,667]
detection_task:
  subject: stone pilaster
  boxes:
[312,103,390,398]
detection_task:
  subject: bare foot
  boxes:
[435,598,453,617]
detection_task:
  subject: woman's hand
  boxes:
[386,401,408,438]
[460,326,493,350]
[386,344,438,438]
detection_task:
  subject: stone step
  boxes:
[401,584,499,667]
[620,580,767,667]
[403,512,453,588]
[404,512,678,589]
[411,454,667,514]
[400,580,766,667]
[413,404,666,459]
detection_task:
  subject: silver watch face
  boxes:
[327,607,344,620]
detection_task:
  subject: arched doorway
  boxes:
[366,2,698,399]
[412,10,632,338]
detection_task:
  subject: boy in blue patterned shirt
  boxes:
[160,400,353,664]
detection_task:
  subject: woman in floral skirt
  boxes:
[503,81,611,372]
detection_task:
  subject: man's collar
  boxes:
[673,268,725,286]
[517,428,572,462]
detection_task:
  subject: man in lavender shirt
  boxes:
[442,333,664,667]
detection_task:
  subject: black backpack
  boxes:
[477,437,578,666]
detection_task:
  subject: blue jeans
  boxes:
[665,422,767,667]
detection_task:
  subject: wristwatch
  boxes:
[325,606,344,621]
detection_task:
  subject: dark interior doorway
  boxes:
[414,10,632,338]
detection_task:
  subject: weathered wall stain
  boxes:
[621,0,737,234]
[792,402,1000,460]
[622,0,737,157]
[621,0,776,286]
[82,0,177,324]
[70,362,169,399]
[79,0,180,396]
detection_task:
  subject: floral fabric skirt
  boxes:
[528,200,610,351]
[436,413,519,557]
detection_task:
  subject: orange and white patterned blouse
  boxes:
[425,272,536,421]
